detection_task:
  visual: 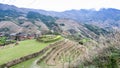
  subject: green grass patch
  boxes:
[37,35,62,43]
[0,39,54,65]
[11,47,52,68]
[79,38,91,44]
[11,56,39,68]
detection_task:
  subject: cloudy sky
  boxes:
[0,0,120,12]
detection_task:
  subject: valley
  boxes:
[0,3,120,68]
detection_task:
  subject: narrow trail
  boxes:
[30,58,40,68]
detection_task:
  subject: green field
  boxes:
[11,49,50,68]
[0,39,55,65]
[11,55,40,68]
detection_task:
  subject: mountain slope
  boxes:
[1,3,120,29]
[0,3,111,40]
[37,8,120,29]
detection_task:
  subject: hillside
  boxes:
[0,3,120,68]
[1,3,120,30]
[35,8,120,30]
[0,3,111,40]
[8,32,120,68]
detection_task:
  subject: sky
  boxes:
[0,0,120,12]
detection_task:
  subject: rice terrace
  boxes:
[0,1,120,68]
[0,34,85,68]
[0,34,119,68]
[0,35,89,68]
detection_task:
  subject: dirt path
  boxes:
[30,58,40,68]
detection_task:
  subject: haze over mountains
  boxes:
[0,3,119,40]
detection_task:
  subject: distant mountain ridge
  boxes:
[1,3,120,29]
[0,3,115,40]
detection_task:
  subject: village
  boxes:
[0,32,41,46]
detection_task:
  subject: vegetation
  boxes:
[27,11,57,29]
[88,47,120,68]
[17,19,24,25]
[79,38,91,45]
[84,24,110,35]
[0,28,10,32]
[0,39,54,65]
[0,37,7,46]
[59,23,65,26]
[0,4,120,68]
[1,33,120,68]
[11,55,40,68]
[0,10,20,18]
[11,49,52,68]
[0,36,16,46]
[77,33,120,68]
[37,35,62,43]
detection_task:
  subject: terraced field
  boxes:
[0,39,52,65]
[11,37,120,68]
[11,39,87,68]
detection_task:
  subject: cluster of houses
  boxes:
[0,32,41,41]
